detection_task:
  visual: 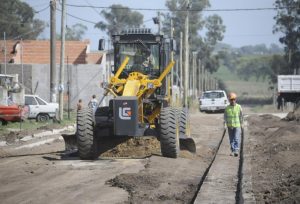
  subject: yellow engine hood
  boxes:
[122,80,141,96]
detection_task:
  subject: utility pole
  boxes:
[198,59,201,96]
[3,32,7,74]
[158,12,161,35]
[59,0,66,121]
[170,18,174,89]
[203,68,206,91]
[21,39,24,84]
[207,71,210,90]
[50,0,57,103]
[175,60,179,86]
[184,0,190,107]
[201,65,204,93]
[179,32,183,98]
[192,52,197,99]
[67,56,70,120]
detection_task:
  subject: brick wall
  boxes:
[0,40,103,65]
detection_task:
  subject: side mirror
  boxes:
[98,39,105,50]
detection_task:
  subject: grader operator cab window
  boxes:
[115,42,160,77]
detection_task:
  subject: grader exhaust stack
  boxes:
[63,28,196,159]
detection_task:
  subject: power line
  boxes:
[30,2,49,9]
[12,28,42,40]
[64,3,293,12]
[34,5,49,13]
[56,8,98,25]
[84,0,102,16]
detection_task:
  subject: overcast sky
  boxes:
[24,0,283,50]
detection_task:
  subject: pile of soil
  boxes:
[284,102,300,121]
[99,137,161,158]
[0,130,33,144]
[0,123,72,145]
[247,114,300,203]
[107,171,197,204]
[97,137,195,159]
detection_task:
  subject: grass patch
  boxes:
[0,111,76,135]
[214,66,273,104]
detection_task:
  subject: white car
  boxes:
[25,95,58,122]
[199,90,228,113]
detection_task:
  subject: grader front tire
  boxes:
[77,108,97,160]
[159,107,180,158]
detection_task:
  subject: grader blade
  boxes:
[179,136,196,153]
[61,133,77,152]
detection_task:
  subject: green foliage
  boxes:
[268,54,290,83]
[95,4,144,37]
[57,23,88,40]
[162,0,225,74]
[0,111,76,136]
[66,23,88,40]
[0,0,46,40]
[215,43,288,87]
[274,0,300,72]
[214,66,273,101]
[236,56,271,82]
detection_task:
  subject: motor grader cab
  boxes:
[64,28,196,159]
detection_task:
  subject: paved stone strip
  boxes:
[194,129,240,204]
[241,120,256,203]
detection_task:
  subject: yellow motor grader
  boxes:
[64,28,196,159]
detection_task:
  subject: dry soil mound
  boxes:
[247,114,300,203]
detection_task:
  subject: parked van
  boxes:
[25,95,58,122]
[199,90,228,113]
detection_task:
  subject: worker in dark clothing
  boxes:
[277,93,283,111]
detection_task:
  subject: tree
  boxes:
[95,4,144,37]
[65,23,88,40]
[0,0,46,40]
[269,54,290,83]
[162,0,225,73]
[273,0,300,73]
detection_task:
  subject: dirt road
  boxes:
[0,113,224,204]
[0,110,299,203]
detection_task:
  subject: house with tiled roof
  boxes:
[0,39,109,108]
[0,40,104,65]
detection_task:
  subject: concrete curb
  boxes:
[0,124,76,145]
[242,120,256,203]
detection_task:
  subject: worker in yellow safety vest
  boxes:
[224,92,243,157]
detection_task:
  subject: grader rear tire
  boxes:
[160,107,180,158]
[77,108,97,160]
[178,108,191,137]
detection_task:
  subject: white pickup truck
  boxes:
[25,95,58,122]
[199,90,228,113]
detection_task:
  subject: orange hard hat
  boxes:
[229,92,237,100]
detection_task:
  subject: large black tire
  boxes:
[159,107,180,158]
[77,108,97,159]
[178,108,191,137]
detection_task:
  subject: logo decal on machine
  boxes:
[119,107,132,120]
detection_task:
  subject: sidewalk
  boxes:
[194,130,239,204]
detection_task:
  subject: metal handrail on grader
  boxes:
[63,28,196,159]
